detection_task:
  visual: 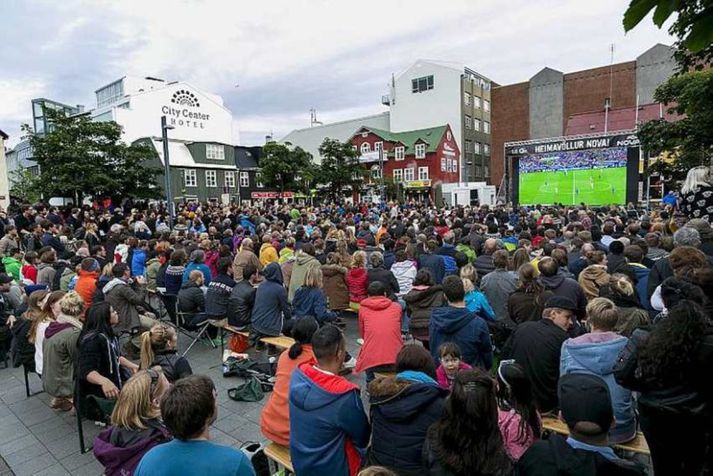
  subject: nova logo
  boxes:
[171,90,200,107]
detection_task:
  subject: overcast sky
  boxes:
[1,0,674,148]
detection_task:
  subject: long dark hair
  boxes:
[428,369,511,475]
[80,302,115,341]
[639,300,709,382]
[288,317,319,359]
[496,362,541,443]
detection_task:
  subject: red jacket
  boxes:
[345,268,368,303]
[355,296,403,373]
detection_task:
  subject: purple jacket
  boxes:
[93,423,170,476]
[436,361,472,390]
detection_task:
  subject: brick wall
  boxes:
[491,81,529,187]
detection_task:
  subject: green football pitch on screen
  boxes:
[518,167,626,205]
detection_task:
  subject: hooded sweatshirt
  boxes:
[94,420,171,476]
[75,270,99,311]
[429,306,493,369]
[578,265,610,301]
[131,248,147,277]
[251,262,291,336]
[560,332,636,443]
[366,375,447,475]
[292,287,337,325]
[2,256,21,282]
[539,273,587,318]
[355,296,403,373]
[289,362,370,476]
[288,253,320,302]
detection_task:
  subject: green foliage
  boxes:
[623,0,713,71]
[638,69,713,177]
[22,108,162,202]
[9,167,41,203]
[315,138,365,199]
[259,142,315,193]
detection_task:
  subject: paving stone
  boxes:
[58,449,97,472]
[4,442,48,467]
[10,452,56,476]
[0,434,38,457]
[33,463,71,476]
[69,460,103,476]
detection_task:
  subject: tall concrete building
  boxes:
[491,44,677,187]
[386,60,494,183]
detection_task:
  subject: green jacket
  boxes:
[287,253,320,303]
[145,258,161,291]
[1,256,21,282]
[456,244,476,263]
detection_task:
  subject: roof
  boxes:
[565,103,679,136]
[150,139,237,170]
[354,124,449,154]
[235,146,261,169]
[0,129,7,140]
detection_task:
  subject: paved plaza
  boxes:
[0,318,365,476]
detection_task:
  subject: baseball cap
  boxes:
[544,295,578,312]
[558,373,613,432]
[0,273,13,284]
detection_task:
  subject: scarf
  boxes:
[396,370,438,386]
[57,313,83,330]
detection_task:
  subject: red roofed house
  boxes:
[349,124,460,202]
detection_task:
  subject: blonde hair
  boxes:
[303,266,323,288]
[140,323,177,370]
[460,264,477,283]
[351,250,367,268]
[110,368,167,430]
[610,273,635,297]
[462,277,475,293]
[586,297,619,331]
[681,166,711,195]
[101,263,113,278]
[59,291,85,317]
[358,467,397,476]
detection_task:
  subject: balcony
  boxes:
[381,94,390,106]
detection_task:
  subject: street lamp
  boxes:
[161,116,175,228]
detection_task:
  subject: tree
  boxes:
[22,108,162,203]
[315,138,365,200]
[623,0,713,71]
[637,69,713,177]
[9,167,41,204]
[259,142,314,194]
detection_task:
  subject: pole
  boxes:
[161,116,174,229]
[379,147,385,202]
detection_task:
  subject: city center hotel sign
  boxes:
[161,90,212,130]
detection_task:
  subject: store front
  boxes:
[404,179,433,203]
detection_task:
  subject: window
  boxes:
[415,143,426,159]
[474,119,481,131]
[411,75,434,93]
[205,170,217,187]
[256,174,264,188]
[475,165,482,177]
[404,168,415,181]
[474,141,481,154]
[184,169,197,187]
[371,165,382,179]
[96,80,124,108]
[206,144,225,160]
[239,172,249,187]
[374,141,383,154]
[395,146,405,161]
[484,121,491,134]
[465,115,472,130]
[225,171,236,188]
[484,165,490,177]
[360,142,371,154]
[464,92,471,105]
[441,158,446,171]
[484,143,490,155]
[464,140,472,153]
[474,96,482,109]
[484,99,490,112]
[418,166,429,180]
[393,169,403,182]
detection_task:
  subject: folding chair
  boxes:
[179,311,216,357]
[24,364,43,397]
[74,378,92,454]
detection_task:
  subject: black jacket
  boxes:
[78,331,122,399]
[367,376,447,476]
[177,281,205,315]
[518,433,646,476]
[502,319,569,413]
[418,254,445,285]
[539,273,587,319]
[404,286,446,340]
[227,279,256,328]
[10,317,34,369]
[367,266,400,300]
[152,349,192,383]
[204,273,236,317]
[474,253,495,279]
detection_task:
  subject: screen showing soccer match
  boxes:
[517,147,628,205]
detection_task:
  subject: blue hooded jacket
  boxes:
[560,332,637,443]
[289,362,370,476]
[131,249,147,277]
[429,306,493,369]
[464,290,495,321]
[292,287,337,325]
[251,263,291,336]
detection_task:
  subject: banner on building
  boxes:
[250,191,295,199]
[505,133,640,156]
[404,180,432,189]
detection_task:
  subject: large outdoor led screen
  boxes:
[517,147,627,205]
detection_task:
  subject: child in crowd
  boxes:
[139,323,193,383]
[496,359,541,461]
[460,265,495,321]
[435,342,472,390]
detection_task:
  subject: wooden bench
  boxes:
[264,442,293,474]
[221,325,294,351]
[541,416,650,455]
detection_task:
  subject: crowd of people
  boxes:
[519,148,628,174]
[0,169,712,475]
